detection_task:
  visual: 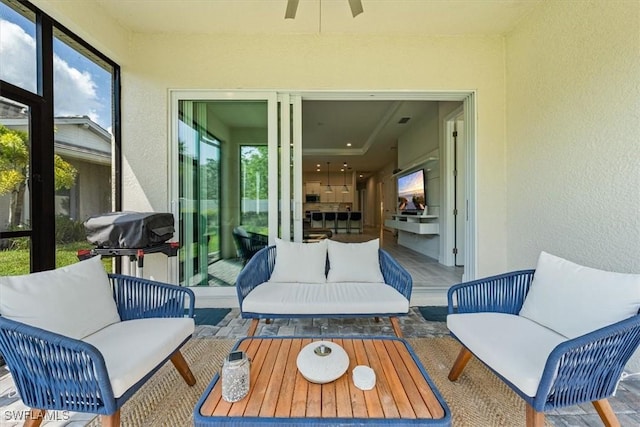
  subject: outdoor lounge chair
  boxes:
[0,257,196,427]
[232,226,268,265]
[446,252,640,426]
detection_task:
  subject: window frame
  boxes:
[0,0,121,272]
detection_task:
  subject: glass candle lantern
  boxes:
[221,350,250,402]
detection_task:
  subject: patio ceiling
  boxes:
[92,0,542,36]
[88,0,542,174]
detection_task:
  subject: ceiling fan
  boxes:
[285,0,364,19]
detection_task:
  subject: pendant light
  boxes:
[341,162,349,193]
[325,162,333,193]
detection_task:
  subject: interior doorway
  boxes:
[170,90,477,307]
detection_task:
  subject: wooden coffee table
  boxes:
[194,336,450,426]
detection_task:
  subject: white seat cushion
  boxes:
[269,238,328,283]
[0,256,121,339]
[519,251,640,339]
[242,282,409,315]
[447,312,567,397]
[82,317,195,398]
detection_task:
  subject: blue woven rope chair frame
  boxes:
[0,274,196,427]
[447,270,640,426]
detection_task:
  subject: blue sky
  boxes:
[0,3,113,132]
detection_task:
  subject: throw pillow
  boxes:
[269,238,327,283]
[0,256,121,339]
[326,238,385,283]
[519,251,640,339]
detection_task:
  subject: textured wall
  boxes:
[505,0,640,273]
[505,0,640,374]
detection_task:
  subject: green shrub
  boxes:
[55,215,86,244]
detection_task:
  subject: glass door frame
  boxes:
[169,90,282,287]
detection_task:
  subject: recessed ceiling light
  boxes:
[346,143,352,147]
[316,168,320,172]
[316,164,320,167]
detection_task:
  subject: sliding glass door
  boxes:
[172,92,299,288]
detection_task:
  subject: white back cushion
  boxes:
[519,251,640,339]
[269,238,327,283]
[326,238,385,283]
[0,256,121,339]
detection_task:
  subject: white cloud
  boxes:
[0,19,37,92]
[1,19,102,126]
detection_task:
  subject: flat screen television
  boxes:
[397,169,426,213]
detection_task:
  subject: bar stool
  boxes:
[336,212,349,233]
[310,212,324,228]
[323,212,337,233]
[348,212,362,234]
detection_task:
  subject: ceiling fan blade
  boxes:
[348,0,364,17]
[285,0,299,19]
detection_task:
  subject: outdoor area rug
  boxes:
[417,305,449,322]
[86,336,548,426]
[188,308,231,326]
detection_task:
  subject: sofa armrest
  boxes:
[533,313,640,412]
[447,269,535,315]
[379,249,412,301]
[236,246,277,309]
[109,274,195,320]
[0,316,117,414]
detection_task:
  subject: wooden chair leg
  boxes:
[101,410,120,427]
[593,399,620,427]
[265,318,272,324]
[525,404,545,427]
[389,316,403,337]
[170,349,196,386]
[448,346,473,381]
[247,318,259,336]
[24,409,45,427]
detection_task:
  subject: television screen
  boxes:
[397,169,426,212]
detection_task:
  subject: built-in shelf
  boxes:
[384,214,439,235]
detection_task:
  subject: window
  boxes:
[0,0,120,274]
[240,145,268,235]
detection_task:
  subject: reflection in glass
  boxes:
[179,101,221,286]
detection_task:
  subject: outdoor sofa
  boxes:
[236,238,412,337]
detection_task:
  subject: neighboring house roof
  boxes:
[1,99,111,165]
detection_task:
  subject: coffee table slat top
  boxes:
[194,336,450,426]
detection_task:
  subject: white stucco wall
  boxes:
[33,1,507,278]
[123,33,507,278]
[505,1,640,273]
[505,1,640,373]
